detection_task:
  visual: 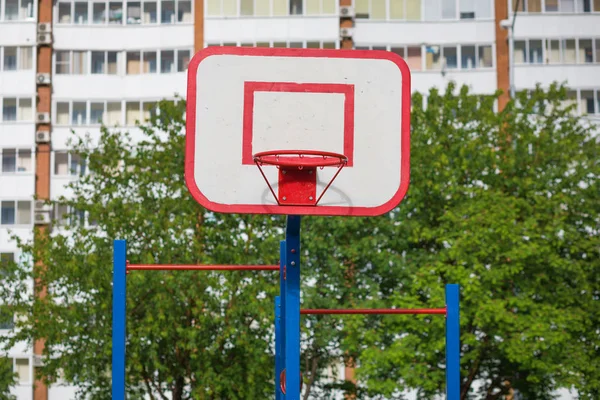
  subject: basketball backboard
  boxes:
[185,47,411,216]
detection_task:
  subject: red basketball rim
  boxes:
[253,150,348,168]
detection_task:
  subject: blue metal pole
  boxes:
[278,240,287,398]
[284,216,301,399]
[275,296,282,400]
[112,240,127,400]
[445,284,460,400]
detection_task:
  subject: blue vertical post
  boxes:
[275,296,282,400]
[112,240,127,400]
[445,284,460,400]
[284,216,301,399]
[278,240,287,398]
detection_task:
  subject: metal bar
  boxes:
[279,240,286,398]
[275,296,282,400]
[284,216,301,400]
[127,264,279,271]
[446,284,460,400]
[300,308,447,315]
[112,240,127,400]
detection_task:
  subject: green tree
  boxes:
[0,356,16,399]
[0,100,287,399]
[339,84,599,399]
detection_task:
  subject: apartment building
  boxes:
[0,0,598,398]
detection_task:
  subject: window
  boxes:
[127,1,142,23]
[513,0,542,12]
[107,52,118,74]
[55,51,87,74]
[54,151,86,176]
[142,51,157,73]
[58,1,72,23]
[207,0,237,16]
[1,201,31,225]
[443,46,458,69]
[2,98,32,122]
[305,0,336,14]
[528,40,543,64]
[106,102,122,125]
[1,149,32,173]
[161,50,175,73]
[461,45,476,68]
[15,359,30,383]
[74,1,88,23]
[478,45,493,67]
[514,40,526,64]
[596,38,600,63]
[54,205,85,226]
[356,0,385,19]
[93,2,106,23]
[161,0,175,22]
[143,1,157,22]
[4,0,33,20]
[425,46,441,70]
[177,50,190,71]
[424,0,456,20]
[109,2,123,23]
[72,102,87,125]
[0,47,30,71]
[290,0,303,14]
[406,46,422,71]
[126,102,141,125]
[56,102,69,125]
[178,0,192,21]
[545,39,561,63]
[126,52,141,74]
[91,51,105,74]
[3,47,17,71]
[90,103,104,124]
[580,90,595,114]
[143,102,158,120]
[578,39,593,63]
[459,0,491,18]
[563,39,576,63]
[545,0,559,10]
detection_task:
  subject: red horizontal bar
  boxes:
[127,264,279,271]
[300,308,446,315]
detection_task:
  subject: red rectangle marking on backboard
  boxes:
[242,81,355,167]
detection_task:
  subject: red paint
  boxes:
[300,308,447,315]
[278,166,317,206]
[253,150,348,168]
[185,46,411,217]
[127,264,279,271]
[242,81,355,166]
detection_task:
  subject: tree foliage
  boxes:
[0,84,598,400]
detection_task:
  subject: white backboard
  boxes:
[185,47,411,216]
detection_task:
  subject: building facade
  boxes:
[0,0,598,398]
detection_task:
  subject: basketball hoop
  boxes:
[253,150,348,207]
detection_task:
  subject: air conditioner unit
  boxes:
[34,212,51,225]
[32,355,44,367]
[37,33,52,45]
[340,27,354,38]
[34,200,52,212]
[340,6,354,17]
[36,130,50,143]
[36,73,51,85]
[36,112,51,123]
[38,22,52,33]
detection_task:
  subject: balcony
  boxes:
[515,64,600,89]
[52,72,186,100]
[0,174,35,199]
[204,17,340,43]
[0,70,36,95]
[412,69,497,94]
[354,19,495,46]
[513,14,600,39]
[0,123,35,147]
[0,21,36,46]
[53,24,193,50]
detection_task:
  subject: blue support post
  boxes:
[275,296,282,400]
[445,284,460,400]
[284,216,301,399]
[278,240,287,398]
[112,240,127,400]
